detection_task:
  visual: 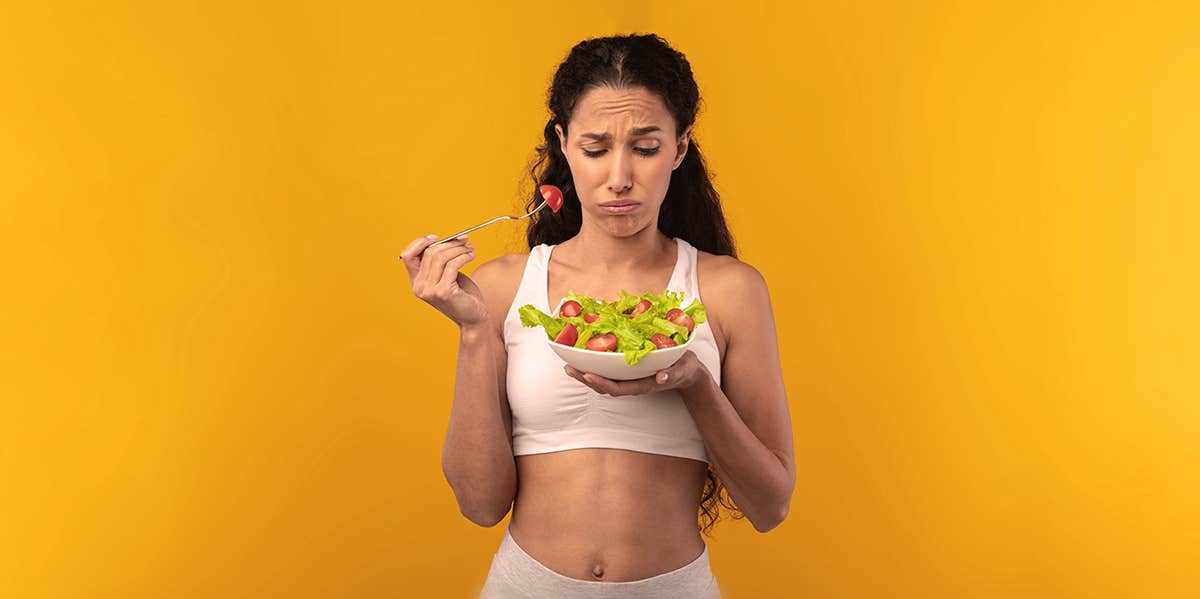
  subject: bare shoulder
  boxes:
[696,250,772,343]
[469,252,528,332]
[697,250,768,301]
[469,251,526,287]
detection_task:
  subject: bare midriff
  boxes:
[508,448,709,582]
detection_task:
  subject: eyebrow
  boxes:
[579,126,663,141]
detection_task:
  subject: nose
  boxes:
[606,147,634,195]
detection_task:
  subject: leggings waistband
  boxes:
[481,527,720,598]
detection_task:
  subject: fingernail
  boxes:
[658,372,669,382]
[426,234,437,239]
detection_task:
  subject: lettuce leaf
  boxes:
[649,317,689,340]
[613,290,643,315]
[682,298,707,324]
[564,290,607,315]
[518,304,566,340]
[623,339,658,365]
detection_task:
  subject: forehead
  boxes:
[570,86,673,135]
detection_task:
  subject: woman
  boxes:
[400,34,795,598]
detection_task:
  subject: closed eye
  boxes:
[582,147,660,158]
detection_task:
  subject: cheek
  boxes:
[570,157,603,181]
[648,162,674,188]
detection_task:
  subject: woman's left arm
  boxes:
[680,261,795,532]
[563,261,796,532]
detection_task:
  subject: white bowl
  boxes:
[544,328,697,381]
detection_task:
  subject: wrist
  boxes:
[459,320,492,342]
[680,359,716,399]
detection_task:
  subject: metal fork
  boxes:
[398,184,568,260]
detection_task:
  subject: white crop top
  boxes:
[502,236,722,464]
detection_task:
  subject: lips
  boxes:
[599,202,639,214]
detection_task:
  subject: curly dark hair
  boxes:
[521,33,744,537]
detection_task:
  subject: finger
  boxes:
[422,240,471,290]
[569,367,637,396]
[614,379,656,396]
[563,365,588,384]
[407,235,468,286]
[400,234,441,264]
[655,351,689,381]
[608,375,663,397]
[400,234,440,280]
[564,366,603,392]
[581,373,617,396]
[657,352,700,388]
[435,246,476,289]
[416,237,470,290]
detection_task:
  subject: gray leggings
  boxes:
[477,528,722,598]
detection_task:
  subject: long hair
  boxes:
[521,33,744,537]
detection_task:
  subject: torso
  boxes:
[480,236,732,582]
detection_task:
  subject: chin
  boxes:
[601,218,652,237]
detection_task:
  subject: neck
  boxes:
[561,224,674,275]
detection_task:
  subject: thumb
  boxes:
[657,350,696,384]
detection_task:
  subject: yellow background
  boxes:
[2,1,1197,597]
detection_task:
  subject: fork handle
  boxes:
[395,216,511,261]
[396,198,547,261]
[427,215,513,248]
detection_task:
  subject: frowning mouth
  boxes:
[599,201,639,214]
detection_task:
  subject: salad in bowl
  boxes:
[518,289,707,381]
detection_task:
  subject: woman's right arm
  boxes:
[441,257,518,527]
[399,234,517,527]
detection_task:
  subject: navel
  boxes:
[592,563,605,579]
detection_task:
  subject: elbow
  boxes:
[751,505,789,533]
[442,455,516,528]
[461,502,511,528]
[751,495,792,533]
[445,474,514,528]
[752,464,795,533]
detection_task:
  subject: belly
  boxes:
[509,448,710,582]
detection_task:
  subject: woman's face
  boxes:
[556,86,692,237]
